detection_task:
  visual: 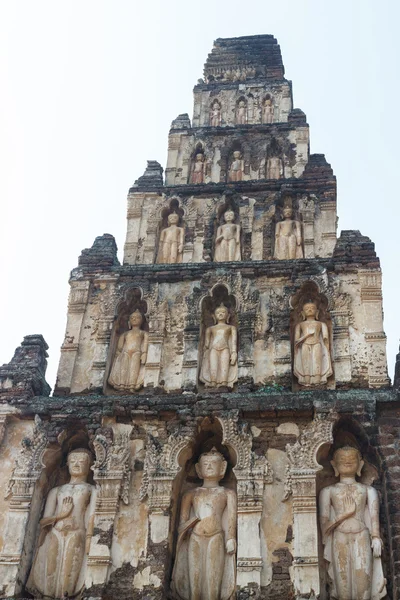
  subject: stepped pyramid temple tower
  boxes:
[1,34,400,600]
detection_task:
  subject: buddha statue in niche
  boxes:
[319,446,386,600]
[236,100,247,124]
[157,212,184,264]
[210,101,221,127]
[262,97,274,124]
[27,448,96,599]
[274,207,303,260]
[108,310,148,392]
[214,210,241,262]
[293,300,332,386]
[171,448,236,600]
[266,156,282,179]
[200,304,238,388]
[191,153,205,184]
[228,151,243,182]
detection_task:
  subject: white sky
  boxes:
[1,0,399,390]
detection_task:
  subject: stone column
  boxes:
[359,269,390,387]
[0,416,48,597]
[140,432,190,589]
[144,300,169,388]
[284,416,334,599]
[331,291,353,384]
[56,280,90,393]
[299,195,315,258]
[221,413,272,592]
[90,276,119,390]
[123,194,144,265]
[320,200,337,256]
[85,425,132,590]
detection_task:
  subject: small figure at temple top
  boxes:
[157,212,184,264]
[266,156,283,179]
[236,100,247,125]
[210,101,221,127]
[319,446,386,600]
[171,447,237,600]
[262,97,274,124]
[228,151,243,182]
[214,210,241,262]
[274,207,303,260]
[191,153,205,184]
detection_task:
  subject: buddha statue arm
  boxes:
[225,489,237,554]
[85,488,97,554]
[114,332,125,358]
[215,225,224,245]
[141,331,149,364]
[229,326,238,365]
[178,227,184,253]
[40,493,73,529]
[204,327,211,350]
[295,220,302,245]
[319,487,333,542]
[235,225,241,244]
[367,486,383,556]
[179,491,193,528]
[321,322,330,350]
[294,323,309,347]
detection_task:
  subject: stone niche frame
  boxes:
[102,283,170,393]
[103,286,149,395]
[182,273,259,390]
[212,195,243,263]
[283,413,336,599]
[290,280,335,391]
[314,416,384,600]
[155,197,185,264]
[272,192,304,260]
[0,418,132,598]
[139,412,273,596]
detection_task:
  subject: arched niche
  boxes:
[155,198,185,264]
[272,193,304,260]
[236,96,248,125]
[265,137,284,179]
[213,197,242,262]
[104,287,149,394]
[315,417,384,600]
[290,281,335,390]
[198,284,238,390]
[169,416,237,598]
[209,99,221,127]
[189,143,206,184]
[262,93,274,124]
[23,425,94,597]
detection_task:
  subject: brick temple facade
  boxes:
[0,35,399,600]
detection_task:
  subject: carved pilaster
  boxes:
[358,269,390,387]
[85,425,132,588]
[90,277,119,390]
[331,288,353,384]
[221,412,273,589]
[144,299,169,388]
[0,416,48,597]
[284,414,335,599]
[56,280,90,392]
[299,195,315,258]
